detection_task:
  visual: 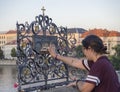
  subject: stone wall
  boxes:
[39,86,79,92]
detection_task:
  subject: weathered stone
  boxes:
[39,86,79,92]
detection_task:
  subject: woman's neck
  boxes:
[93,54,104,62]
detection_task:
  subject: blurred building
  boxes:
[67,28,87,46]
[0,30,16,49]
[6,30,16,44]
[80,29,120,55]
[3,40,17,59]
[0,30,17,59]
[0,33,6,49]
[0,28,120,58]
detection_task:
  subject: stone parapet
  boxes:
[39,86,79,92]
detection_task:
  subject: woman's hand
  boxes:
[67,81,76,87]
[48,44,57,58]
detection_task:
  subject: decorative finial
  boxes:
[41,6,46,16]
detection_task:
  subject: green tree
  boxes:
[109,56,120,70]
[75,45,84,58]
[109,44,120,70]
[0,48,4,59]
[112,44,120,56]
[11,48,17,57]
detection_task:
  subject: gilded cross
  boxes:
[41,6,46,16]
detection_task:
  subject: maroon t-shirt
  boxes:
[82,56,120,92]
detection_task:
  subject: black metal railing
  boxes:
[16,7,85,92]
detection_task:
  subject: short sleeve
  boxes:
[85,62,102,86]
[82,59,94,71]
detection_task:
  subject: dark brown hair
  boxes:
[82,35,107,54]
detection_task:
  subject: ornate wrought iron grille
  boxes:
[16,7,83,92]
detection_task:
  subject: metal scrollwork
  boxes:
[17,7,83,92]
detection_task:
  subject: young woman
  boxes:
[48,35,120,92]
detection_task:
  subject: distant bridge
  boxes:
[0,60,16,65]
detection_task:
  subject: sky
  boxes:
[0,0,120,32]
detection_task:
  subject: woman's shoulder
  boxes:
[94,56,111,69]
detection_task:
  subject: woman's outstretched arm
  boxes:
[48,44,86,70]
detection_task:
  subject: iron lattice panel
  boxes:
[16,12,80,92]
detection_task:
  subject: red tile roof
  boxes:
[6,30,17,34]
[109,31,120,37]
[81,29,120,38]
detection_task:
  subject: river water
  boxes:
[0,65,17,92]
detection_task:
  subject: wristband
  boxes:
[55,54,58,60]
